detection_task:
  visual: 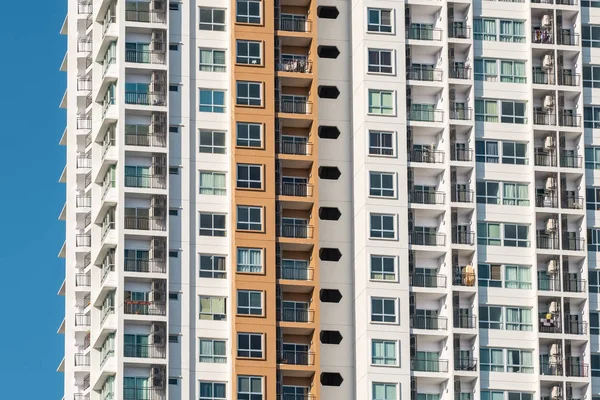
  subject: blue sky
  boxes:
[0,2,67,398]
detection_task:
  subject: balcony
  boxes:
[278,350,315,366]
[76,156,91,169]
[449,107,472,121]
[74,353,90,366]
[277,183,313,197]
[125,91,166,106]
[564,237,585,251]
[124,344,166,359]
[406,67,442,82]
[409,190,445,205]
[558,112,581,128]
[124,259,167,274]
[278,308,314,323]
[77,116,92,131]
[276,59,312,73]
[451,147,473,162]
[449,67,471,80]
[560,154,582,168]
[540,361,563,376]
[125,133,167,148]
[411,358,449,373]
[410,273,446,288]
[533,71,554,85]
[276,17,311,33]
[279,224,313,239]
[408,149,444,164]
[453,271,476,287]
[451,187,474,203]
[533,112,556,126]
[536,194,558,208]
[407,108,444,123]
[77,0,92,14]
[278,395,315,400]
[76,234,91,247]
[562,194,584,210]
[455,357,477,371]
[125,7,166,24]
[124,174,166,189]
[76,195,91,208]
[123,388,165,400]
[557,32,579,46]
[124,301,166,316]
[76,274,91,287]
[452,230,474,245]
[449,24,471,39]
[406,27,442,41]
[409,232,446,247]
[564,278,586,293]
[75,313,90,327]
[455,315,477,329]
[538,314,561,333]
[277,99,312,115]
[534,150,557,167]
[565,359,589,377]
[532,29,553,44]
[410,315,448,330]
[124,216,166,231]
[277,140,312,155]
[125,50,166,65]
[537,234,559,250]
[558,72,580,87]
[564,320,587,335]
[277,266,314,281]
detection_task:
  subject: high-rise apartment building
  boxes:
[57,0,600,399]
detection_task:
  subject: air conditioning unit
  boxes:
[543,54,554,69]
[546,176,556,190]
[542,14,552,27]
[549,301,559,314]
[551,385,561,399]
[544,136,555,149]
[544,95,554,109]
[550,343,560,358]
[546,218,557,232]
[548,259,559,274]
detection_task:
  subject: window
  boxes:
[236,123,262,147]
[371,297,396,323]
[504,265,532,289]
[199,8,226,31]
[236,40,261,65]
[237,290,263,315]
[482,392,532,400]
[369,131,394,156]
[199,296,226,320]
[169,334,179,343]
[475,140,499,163]
[199,130,226,154]
[589,229,600,252]
[169,250,179,258]
[477,222,501,246]
[169,292,179,300]
[169,2,179,10]
[478,264,502,287]
[499,20,525,42]
[474,59,498,81]
[369,172,395,197]
[586,147,600,169]
[593,354,600,377]
[169,44,179,51]
[368,90,394,115]
[502,183,528,206]
[169,167,179,175]
[588,187,600,210]
[500,60,526,83]
[368,49,393,74]
[237,248,263,273]
[169,378,179,385]
[474,18,497,41]
[504,224,529,247]
[199,213,226,237]
[370,255,396,281]
[237,376,263,400]
[590,270,600,292]
[476,181,500,204]
[169,209,179,216]
[479,305,503,329]
[236,0,261,24]
[199,89,226,113]
[236,164,262,189]
[237,333,263,358]
[372,383,397,400]
[236,81,262,106]
[200,49,226,72]
[582,25,600,48]
[500,101,526,124]
[199,339,226,363]
[200,172,227,195]
[371,340,398,365]
[584,106,600,128]
[367,9,392,33]
[583,65,600,88]
[200,381,226,400]
[591,312,600,335]
[199,254,226,278]
[475,100,499,122]
[236,206,262,231]
[169,85,179,92]
[370,213,395,239]
[502,142,527,164]
[506,349,533,373]
[169,125,179,133]
[480,348,504,371]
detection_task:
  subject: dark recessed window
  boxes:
[169,44,179,51]
[318,126,340,139]
[169,3,179,11]
[169,334,179,343]
[168,378,179,385]
[320,289,342,303]
[321,372,343,386]
[169,209,179,216]
[319,207,341,220]
[169,85,179,92]
[169,167,180,174]
[169,251,179,258]
[320,330,343,344]
[169,293,180,300]
[318,166,341,180]
[169,125,179,133]
[317,6,339,19]
[318,86,340,99]
[317,45,340,59]
[319,248,342,262]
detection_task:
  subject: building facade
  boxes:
[57,0,600,399]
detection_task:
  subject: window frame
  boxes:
[236,247,263,273]
[199,212,227,237]
[370,255,397,282]
[369,213,396,239]
[367,48,394,74]
[236,0,261,24]
[369,171,396,198]
[236,40,262,65]
[236,81,263,106]
[368,89,395,115]
[199,254,227,279]
[367,8,393,33]
[237,290,263,316]
[368,130,395,156]
[199,7,226,31]
[236,122,263,148]
[199,381,227,400]
[370,296,397,324]
[477,222,501,246]
[199,338,227,363]
[372,382,398,400]
[199,296,227,320]
[236,205,263,231]
[199,89,226,113]
[237,332,264,359]
[237,376,263,400]
[199,48,227,72]
[236,164,262,189]
[199,171,227,195]
[371,339,399,366]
